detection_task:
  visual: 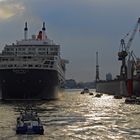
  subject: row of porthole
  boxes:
[1,64,54,68]
[2,79,43,83]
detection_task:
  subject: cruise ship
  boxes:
[0,22,67,100]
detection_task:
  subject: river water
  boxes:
[0,89,140,140]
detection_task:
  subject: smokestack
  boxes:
[42,22,46,40]
[24,22,28,40]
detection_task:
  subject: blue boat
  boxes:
[16,110,44,135]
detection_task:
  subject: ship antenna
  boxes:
[24,22,28,40]
[42,22,46,40]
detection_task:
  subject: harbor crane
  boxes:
[96,52,99,82]
[118,17,140,79]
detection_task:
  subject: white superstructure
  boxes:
[0,22,65,84]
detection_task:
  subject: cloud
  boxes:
[0,0,43,46]
[0,0,140,81]
[0,0,25,20]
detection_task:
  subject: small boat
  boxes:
[89,92,93,95]
[16,110,44,135]
[125,97,136,104]
[125,96,140,104]
[114,95,122,99]
[95,93,102,98]
[80,88,89,94]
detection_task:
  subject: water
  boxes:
[0,89,140,140]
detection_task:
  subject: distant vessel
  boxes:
[0,22,67,100]
[80,88,89,94]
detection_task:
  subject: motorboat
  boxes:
[89,92,93,95]
[125,96,140,104]
[95,93,102,98]
[114,95,122,99]
[80,88,89,94]
[16,110,44,135]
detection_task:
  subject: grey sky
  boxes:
[0,0,140,82]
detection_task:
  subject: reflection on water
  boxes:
[0,89,140,140]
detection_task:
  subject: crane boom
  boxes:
[118,17,140,79]
[126,17,140,52]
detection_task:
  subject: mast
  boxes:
[96,52,100,81]
[42,22,46,40]
[24,22,28,40]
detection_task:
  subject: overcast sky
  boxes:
[0,0,140,82]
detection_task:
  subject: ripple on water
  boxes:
[0,90,140,140]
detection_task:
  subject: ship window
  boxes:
[7,48,14,51]
[10,58,14,61]
[8,64,13,67]
[18,48,22,51]
[2,64,7,67]
[51,52,58,55]
[23,56,27,59]
[28,48,35,51]
[54,48,58,51]
[44,61,50,64]
[35,64,41,67]
[28,52,34,55]
[3,58,8,61]
[38,48,45,51]
[43,65,48,67]
[39,52,45,55]
[22,48,26,51]
[6,48,10,51]
[43,42,48,45]
[51,62,54,65]
[28,64,33,67]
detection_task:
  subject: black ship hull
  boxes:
[0,69,62,100]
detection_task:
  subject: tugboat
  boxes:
[16,110,44,135]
